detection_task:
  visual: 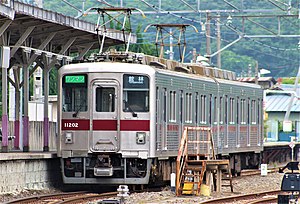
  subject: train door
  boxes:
[91,80,120,152]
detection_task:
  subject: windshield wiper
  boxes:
[73,100,86,118]
[123,100,137,117]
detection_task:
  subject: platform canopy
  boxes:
[0,1,136,61]
[0,1,137,152]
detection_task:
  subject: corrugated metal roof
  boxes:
[238,77,276,83]
[279,84,300,95]
[265,94,300,112]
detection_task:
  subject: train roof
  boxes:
[61,52,262,90]
[154,66,262,90]
[59,62,156,76]
[60,61,261,90]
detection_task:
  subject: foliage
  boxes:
[281,78,300,85]
[264,119,268,139]
[220,50,256,75]
[41,0,300,77]
[128,24,157,56]
[49,68,58,95]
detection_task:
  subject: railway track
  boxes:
[5,191,118,204]
[240,167,279,176]
[5,169,284,204]
[200,190,282,204]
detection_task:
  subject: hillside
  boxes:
[42,0,300,77]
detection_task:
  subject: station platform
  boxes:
[0,151,57,160]
[0,151,61,194]
[263,141,299,147]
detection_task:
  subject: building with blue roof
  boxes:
[265,87,300,142]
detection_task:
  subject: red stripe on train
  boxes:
[93,120,117,131]
[61,119,150,131]
[120,120,150,131]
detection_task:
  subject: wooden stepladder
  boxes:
[175,126,233,196]
[176,126,214,196]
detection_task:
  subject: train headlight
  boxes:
[65,132,73,144]
[136,132,146,144]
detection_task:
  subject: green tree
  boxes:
[220,50,256,75]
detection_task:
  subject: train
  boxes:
[57,53,264,185]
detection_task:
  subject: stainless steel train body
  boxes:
[57,61,264,184]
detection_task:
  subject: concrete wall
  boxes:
[0,154,61,194]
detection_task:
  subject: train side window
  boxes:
[257,99,261,124]
[240,99,246,124]
[195,92,199,124]
[185,93,192,123]
[200,95,207,124]
[251,100,257,124]
[219,96,223,124]
[169,91,176,122]
[180,91,183,123]
[209,94,213,125]
[213,96,217,124]
[224,95,228,125]
[236,97,239,125]
[229,97,235,124]
[96,87,115,112]
[163,88,167,122]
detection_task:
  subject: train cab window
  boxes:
[62,74,87,112]
[123,74,149,112]
[96,87,115,112]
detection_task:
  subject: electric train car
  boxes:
[57,55,264,185]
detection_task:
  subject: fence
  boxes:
[0,121,57,151]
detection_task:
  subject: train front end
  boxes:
[57,62,155,185]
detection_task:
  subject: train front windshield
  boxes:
[62,74,88,112]
[123,74,149,112]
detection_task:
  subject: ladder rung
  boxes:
[187,154,207,157]
[187,160,205,164]
[185,166,203,171]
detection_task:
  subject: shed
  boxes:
[265,90,300,142]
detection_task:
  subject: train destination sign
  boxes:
[123,74,149,89]
[65,75,85,83]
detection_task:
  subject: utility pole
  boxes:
[205,12,211,63]
[248,64,252,77]
[255,61,259,84]
[216,14,221,68]
[169,28,174,60]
